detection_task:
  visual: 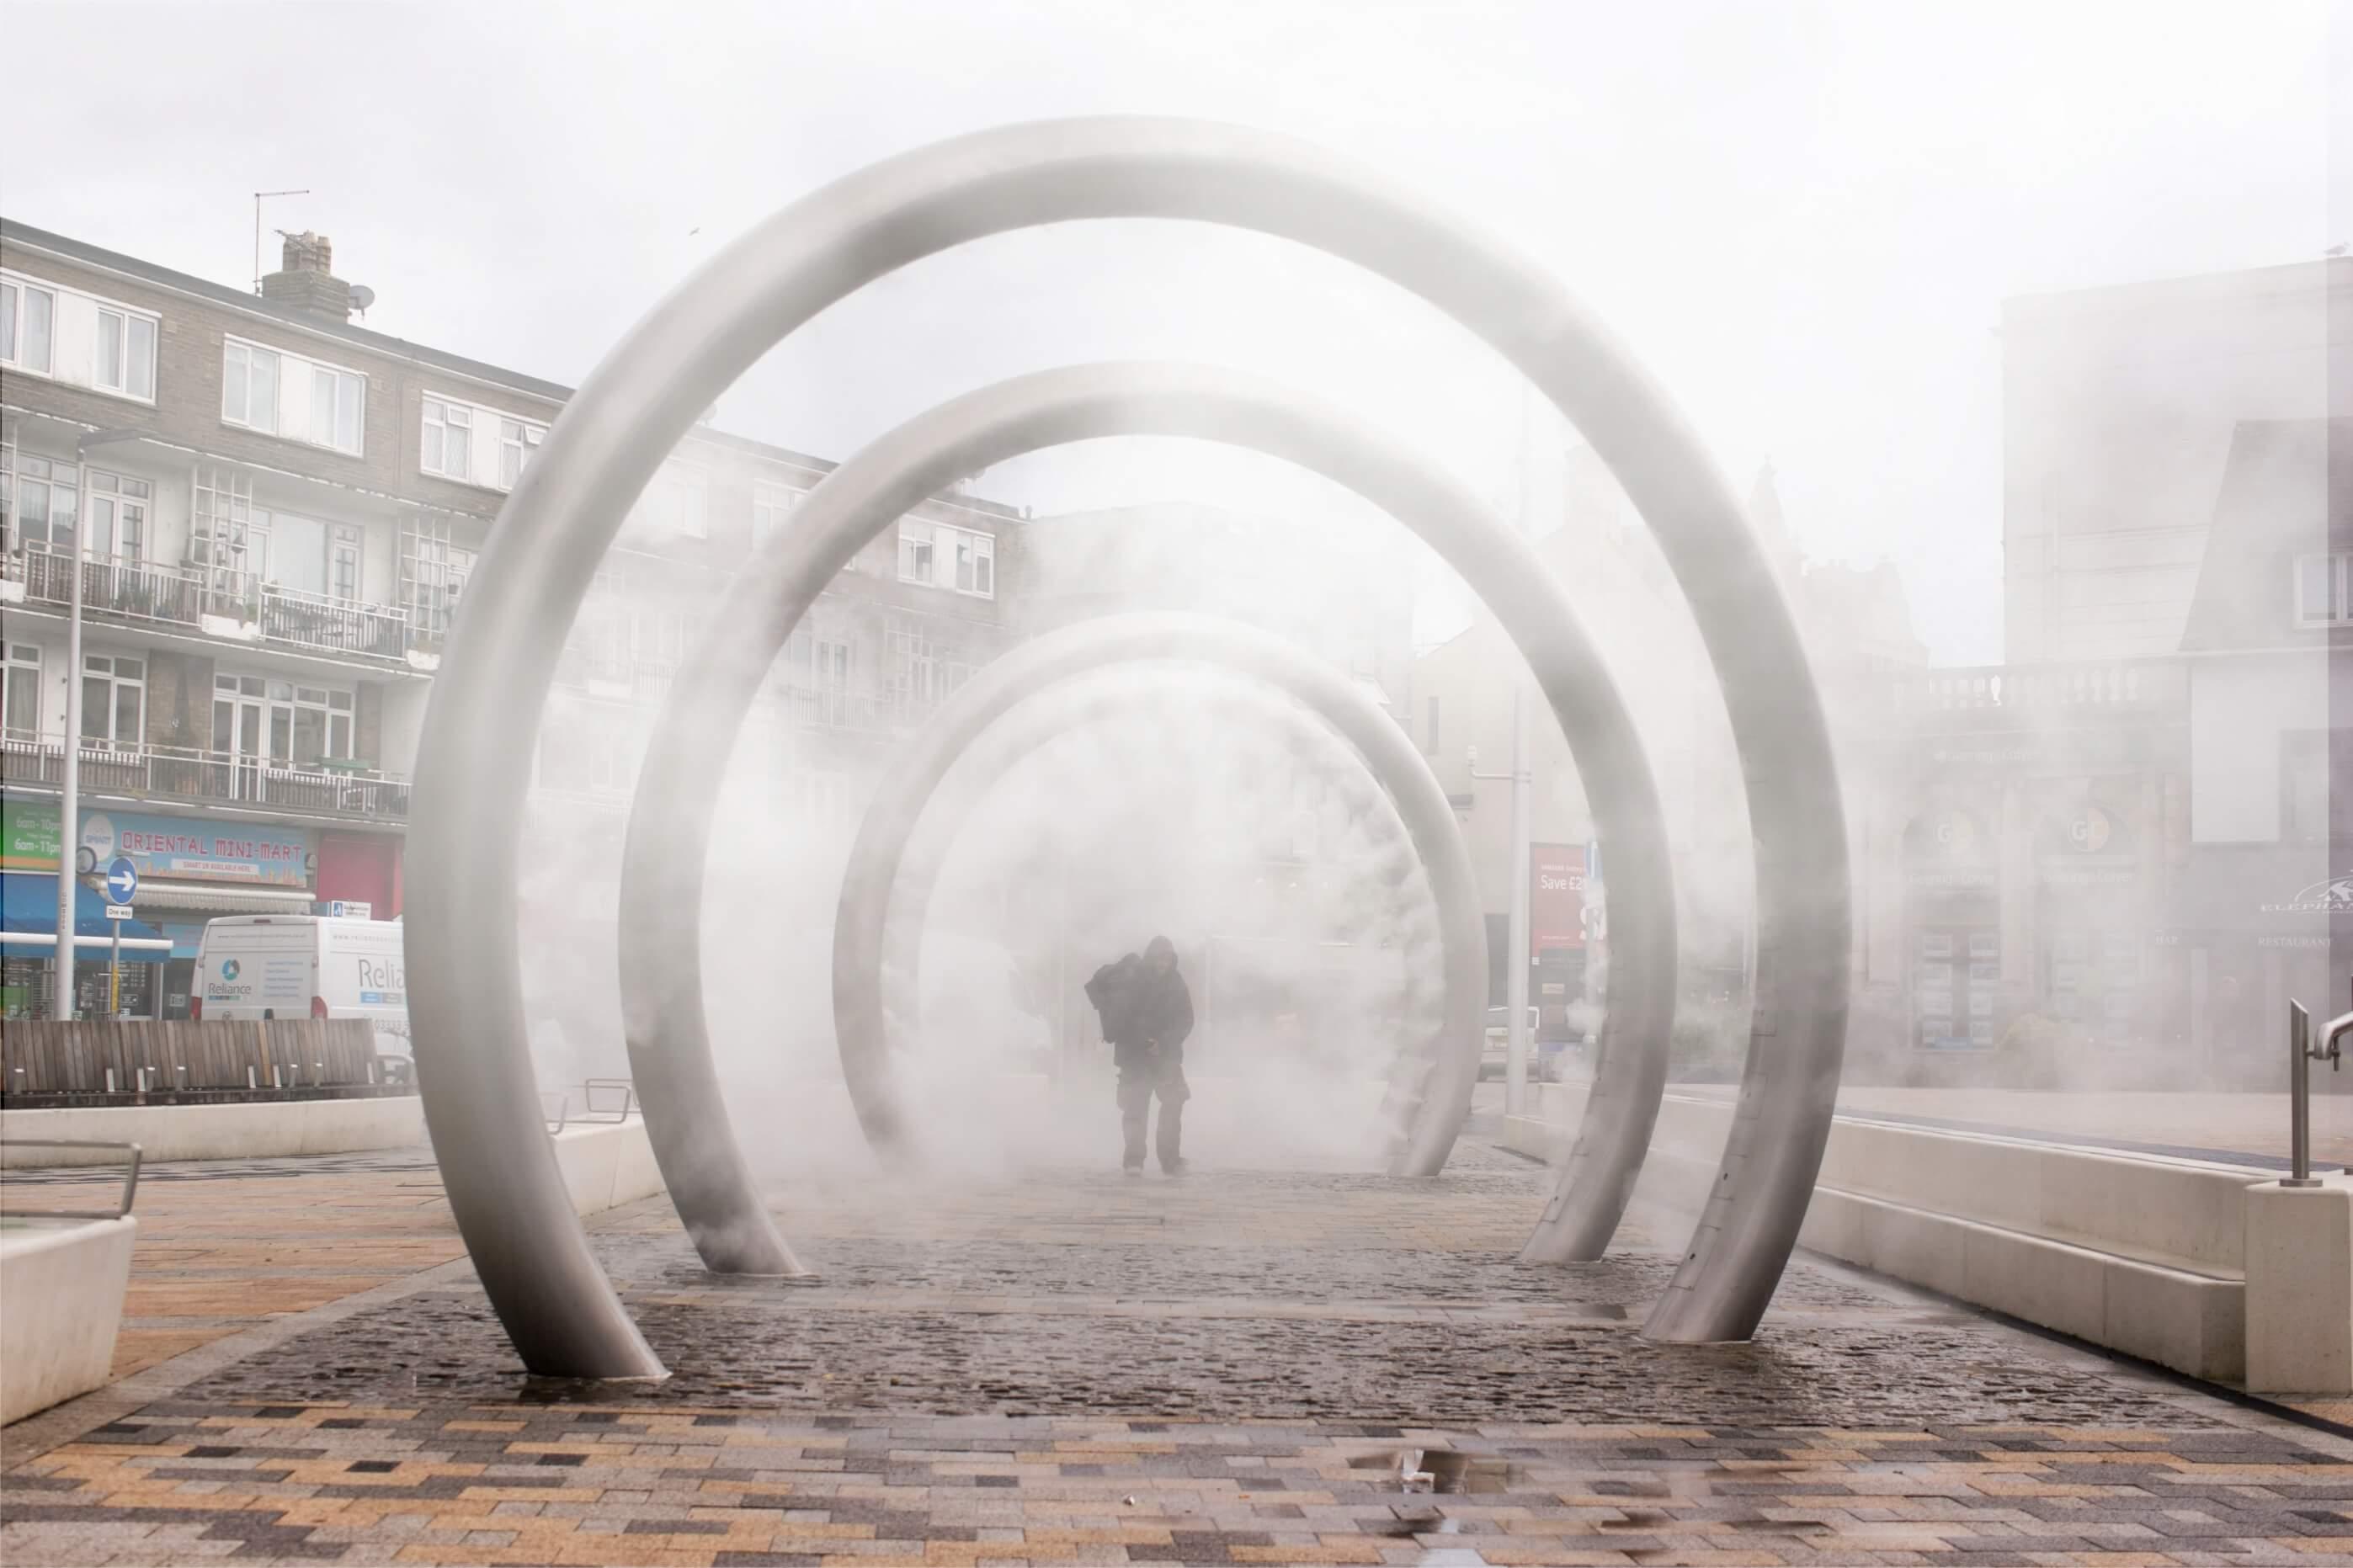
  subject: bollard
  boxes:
[246,1065,258,1091]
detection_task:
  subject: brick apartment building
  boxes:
[0,220,1028,1019]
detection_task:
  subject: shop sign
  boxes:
[0,801,311,886]
[1531,842,1588,954]
[1904,809,1996,891]
[2260,874,2353,917]
[0,798,63,872]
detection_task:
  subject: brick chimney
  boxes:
[260,231,353,322]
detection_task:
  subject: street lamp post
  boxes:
[50,463,86,1021]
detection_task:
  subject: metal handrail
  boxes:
[540,1090,569,1135]
[578,1077,637,1123]
[0,1140,142,1219]
[2286,999,2348,1188]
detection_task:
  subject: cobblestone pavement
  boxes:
[5,1135,2349,1565]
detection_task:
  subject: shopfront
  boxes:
[0,799,314,1018]
[2033,792,2148,1050]
[1529,842,1590,1041]
[1903,805,2000,1050]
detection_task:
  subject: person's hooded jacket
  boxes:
[1085,937,1194,1071]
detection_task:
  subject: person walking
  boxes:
[1083,934,1195,1176]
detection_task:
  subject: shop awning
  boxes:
[128,879,317,916]
[0,874,169,960]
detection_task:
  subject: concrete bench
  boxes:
[1504,1084,2274,1383]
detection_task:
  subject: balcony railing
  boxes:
[259,583,409,661]
[1896,660,2188,715]
[0,732,411,821]
[5,541,415,665]
[774,683,891,734]
[6,542,212,629]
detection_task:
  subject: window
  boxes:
[897,523,935,584]
[221,340,280,433]
[897,518,994,597]
[191,465,258,601]
[2293,554,2352,628]
[1426,696,1441,757]
[93,306,157,401]
[330,525,362,603]
[0,279,54,374]
[752,481,799,548]
[498,417,541,489]
[885,629,971,718]
[3,644,40,737]
[286,684,354,766]
[85,471,151,561]
[628,458,707,540]
[208,675,351,767]
[955,529,993,595]
[816,635,852,726]
[81,654,144,749]
[308,365,365,454]
[9,454,79,553]
[222,338,362,454]
[421,396,473,479]
[401,517,476,638]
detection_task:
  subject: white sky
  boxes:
[6,0,2342,661]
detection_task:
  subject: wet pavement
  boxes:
[3,1131,2349,1565]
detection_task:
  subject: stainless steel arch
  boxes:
[620,363,1677,1282]
[407,116,1843,1375]
[832,614,1486,1175]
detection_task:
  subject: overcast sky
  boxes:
[6,1,2342,661]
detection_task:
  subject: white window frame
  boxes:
[0,271,59,379]
[221,334,365,455]
[2292,553,2352,629]
[897,521,936,585]
[91,304,159,402]
[421,396,473,480]
[952,526,994,598]
[629,457,708,540]
[221,338,280,435]
[897,518,995,598]
[309,364,365,455]
[752,481,800,547]
[85,470,152,563]
[3,642,40,739]
[329,524,364,604]
[81,651,146,750]
[498,417,543,490]
[2,270,159,401]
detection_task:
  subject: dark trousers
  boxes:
[1116,1052,1188,1171]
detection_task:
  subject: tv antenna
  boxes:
[253,189,311,292]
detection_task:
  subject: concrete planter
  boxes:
[1,1215,136,1426]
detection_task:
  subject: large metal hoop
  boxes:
[830,613,1485,1175]
[407,119,1843,1376]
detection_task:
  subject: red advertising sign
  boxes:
[1531,842,1587,954]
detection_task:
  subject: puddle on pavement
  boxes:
[1348,1447,1518,1494]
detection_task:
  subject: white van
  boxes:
[192,917,410,1076]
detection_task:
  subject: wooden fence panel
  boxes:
[1,1018,380,1093]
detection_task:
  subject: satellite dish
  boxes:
[349,283,376,314]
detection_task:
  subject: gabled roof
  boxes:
[2178,418,2348,652]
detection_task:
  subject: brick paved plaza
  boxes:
[4,1118,2350,1566]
